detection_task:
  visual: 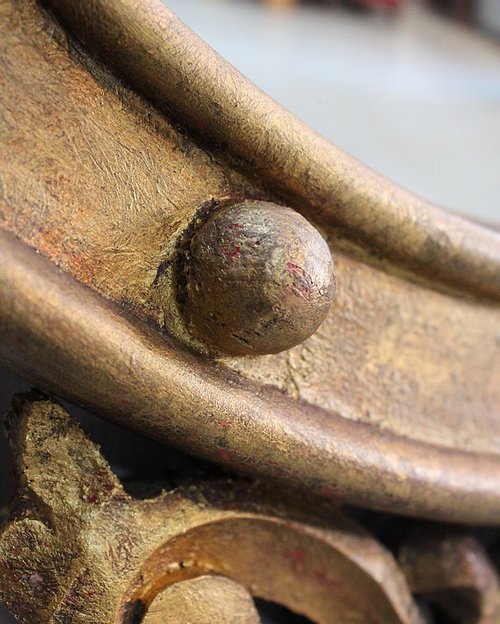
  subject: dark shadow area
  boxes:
[257,599,315,624]
[0,368,30,509]
[0,604,17,624]
[59,400,224,491]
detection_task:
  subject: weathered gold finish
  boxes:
[184,200,335,355]
[142,576,260,624]
[42,0,500,300]
[2,229,500,525]
[0,0,499,526]
[0,396,426,624]
[1,0,500,620]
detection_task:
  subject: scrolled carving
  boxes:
[0,395,425,624]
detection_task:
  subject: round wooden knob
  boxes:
[184,200,335,355]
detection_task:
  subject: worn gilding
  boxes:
[0,0,499,524]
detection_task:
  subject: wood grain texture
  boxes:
[43,0,500,300]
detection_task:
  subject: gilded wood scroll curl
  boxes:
[0,396,425,624]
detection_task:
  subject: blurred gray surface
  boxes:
[478,0,500,38]
[2,1,500,621]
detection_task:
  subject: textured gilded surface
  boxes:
[141,576,260,624]
[43,0,500,300]
[0,0,499,524]
[1,0,500,619]
[1,229,500,525]
[0,396,425,624]
[184,200,335,355]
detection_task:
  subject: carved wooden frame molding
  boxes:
[1,0,500,620]
[0,0,500,597]
[1,0,499,522]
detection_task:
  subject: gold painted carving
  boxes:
[1,396,428,624]
[0,0,499,523]
[0,0,499,620]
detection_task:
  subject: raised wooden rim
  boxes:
[1,229,499,524]
[44,0,500,300]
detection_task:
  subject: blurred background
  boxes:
[1,0,499,622]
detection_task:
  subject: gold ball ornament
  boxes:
[184,200,335,355]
